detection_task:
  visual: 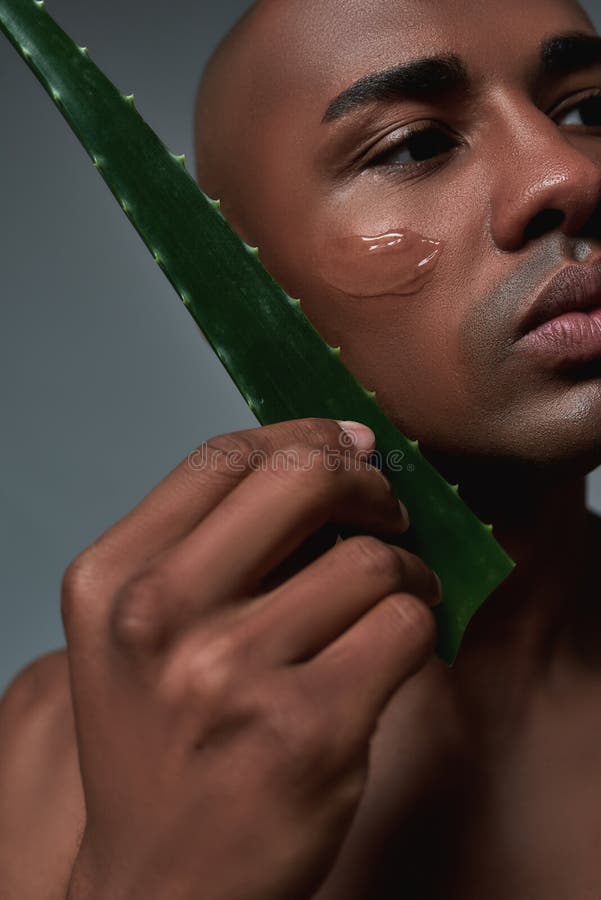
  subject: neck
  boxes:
[460,473,590,661]
[420,449,599,731]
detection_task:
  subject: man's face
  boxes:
[214,0,601,475]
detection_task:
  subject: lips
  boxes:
[518,257,601,338]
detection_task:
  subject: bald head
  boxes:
[194,0,358,243]
[194,4,255,197]
[194,1,286,243]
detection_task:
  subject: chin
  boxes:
[412,419,601,491]
[512,377,601,475]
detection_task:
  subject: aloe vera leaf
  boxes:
[0,0,515,664]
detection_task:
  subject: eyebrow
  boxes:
[322,31,601,125]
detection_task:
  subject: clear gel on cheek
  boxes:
[315,227,444,298]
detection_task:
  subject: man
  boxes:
[2,0,601,896]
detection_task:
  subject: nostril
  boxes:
[523,208,565,242]
[579,202,601,244]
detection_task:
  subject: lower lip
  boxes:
[514,305,601,366]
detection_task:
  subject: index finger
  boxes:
[76,418,375,581]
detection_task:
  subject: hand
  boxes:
[62,418,440,900]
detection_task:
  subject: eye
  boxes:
[555,90,601,128]
[364,125,458,172]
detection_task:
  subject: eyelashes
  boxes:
[361,89,601,177]
[365,124,457,172]
[556,89,601,127]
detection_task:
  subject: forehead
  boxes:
[257,0,594,103]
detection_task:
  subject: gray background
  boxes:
[1,0,600,691]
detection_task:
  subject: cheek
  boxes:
[255,188,483,439]
[302,208,471,431]
[313,291,470,441]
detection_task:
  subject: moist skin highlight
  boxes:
[315,227,444,299]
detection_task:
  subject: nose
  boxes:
[489,98,601,253]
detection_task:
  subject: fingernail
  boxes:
[336,420,376,451]
[398,498,410,524]
[432,572,443,607]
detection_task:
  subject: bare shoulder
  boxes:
[0,649,85,900]
[0,648,77,766]
[1,647,70,717]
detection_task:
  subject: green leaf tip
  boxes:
[123,93,135,106]
[210,197,221,210]
[449,482,460,494]
[408,438,420,449]
[328,345,342,357]
[170,151,186,167]
[244,243,260,257]
[78,45,88,56]
[364,388,377,400]
[33,0,44,7]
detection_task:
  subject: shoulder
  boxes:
[0,649,77,768]
[0,650,85,900]
[0,648,71,724]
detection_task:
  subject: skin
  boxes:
[3,0,601,897]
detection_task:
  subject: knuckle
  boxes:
[205,431,255,459]
[283,418,346,451]
[160,628,241,711]
[384,593,436,652]
[266,441,332,486]
[348,535,407,580]
[110,569,170,653]
[60,551,100,632]
[194,432,255,478]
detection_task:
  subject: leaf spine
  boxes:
[408,438,420,449]
[78,46,89,56]
[123,94,135,106]
[34,0,45,8]
[328,345,341,357]
[244,244,259,257]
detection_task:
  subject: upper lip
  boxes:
[518,257,601,337]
